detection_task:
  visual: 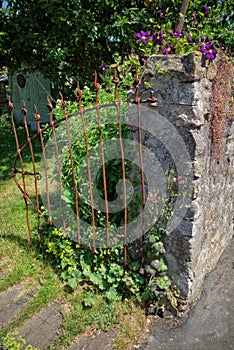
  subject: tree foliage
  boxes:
[0,0,233,85]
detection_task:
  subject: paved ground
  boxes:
[0,237,233,349]
[70,330,117,350]
[137,236,234,350]
[18,301,63,350]
[0,283,39,326]
[0,284,63,349]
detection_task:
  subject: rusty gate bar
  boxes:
[46,96,67,233]
[10,100,33,248]
[22,101,41,242]
[75,84,96,249]
[94,72,110,249]
[134,68,146,266]
[112,66,119,102]
[116,100,128,267]
[112,67,128,266]
[35,104,53,226]
[61,93,81,244]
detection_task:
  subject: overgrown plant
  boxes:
[98,3,233,92]
[40,222,179,312]
[1,331,38,350]
[1,1,233,84]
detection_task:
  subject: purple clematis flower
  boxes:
[201,36,212,43]
[162,43,176,55]
[153,31,166,45]
[136,30,151,44]
[171,29,182,39]
[191,10,198,26]
[139,54,149,61]
[188,32,193,43]
[200,38,217,60]
[157,8,166,18]
[139,54,149,65]
[203,5,210,18]
[100,63,109,74]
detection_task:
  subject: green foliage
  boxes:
[1,0,233,88]
[41,224,178,310]
[0,111,144,344]
[1,331,39,350]
[40,153,181,311]
[0,0,155,83]
[51,293,121,349]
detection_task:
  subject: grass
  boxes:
[113,304,147,350]
[0,114,147,349]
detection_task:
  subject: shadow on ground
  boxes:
[138,236,234,350]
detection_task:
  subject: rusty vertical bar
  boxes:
[134,68,146,266]
[46,97,67,233]
[22,101,41,245]
[113,68,128,266]
[60,93,81,245]
[117,103,128,267]
[94,72,110,248]
[35,105,53,225]
[76,84,96,250]
[112,65,119,102]
[10,100,32,249]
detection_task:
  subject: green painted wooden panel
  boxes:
[10,71,51,126]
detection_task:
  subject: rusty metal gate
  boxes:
[10,69,159,267]
[10,62,194,274]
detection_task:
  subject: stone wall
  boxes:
[133,52,234,306]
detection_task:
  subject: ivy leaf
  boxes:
[105,286,121,302]
[83,292,98,307]
[84,270,105,290]
[68,277,78,289]
[157,276,171,290]
[61,260,67,270]
[61,271,67,280]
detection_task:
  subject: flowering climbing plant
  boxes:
[131,10,222,66]
[1,1,233,85]
[200,37,217,61]
[99,3,232,77]
[130,28,220,68]
[99,3,233,116]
